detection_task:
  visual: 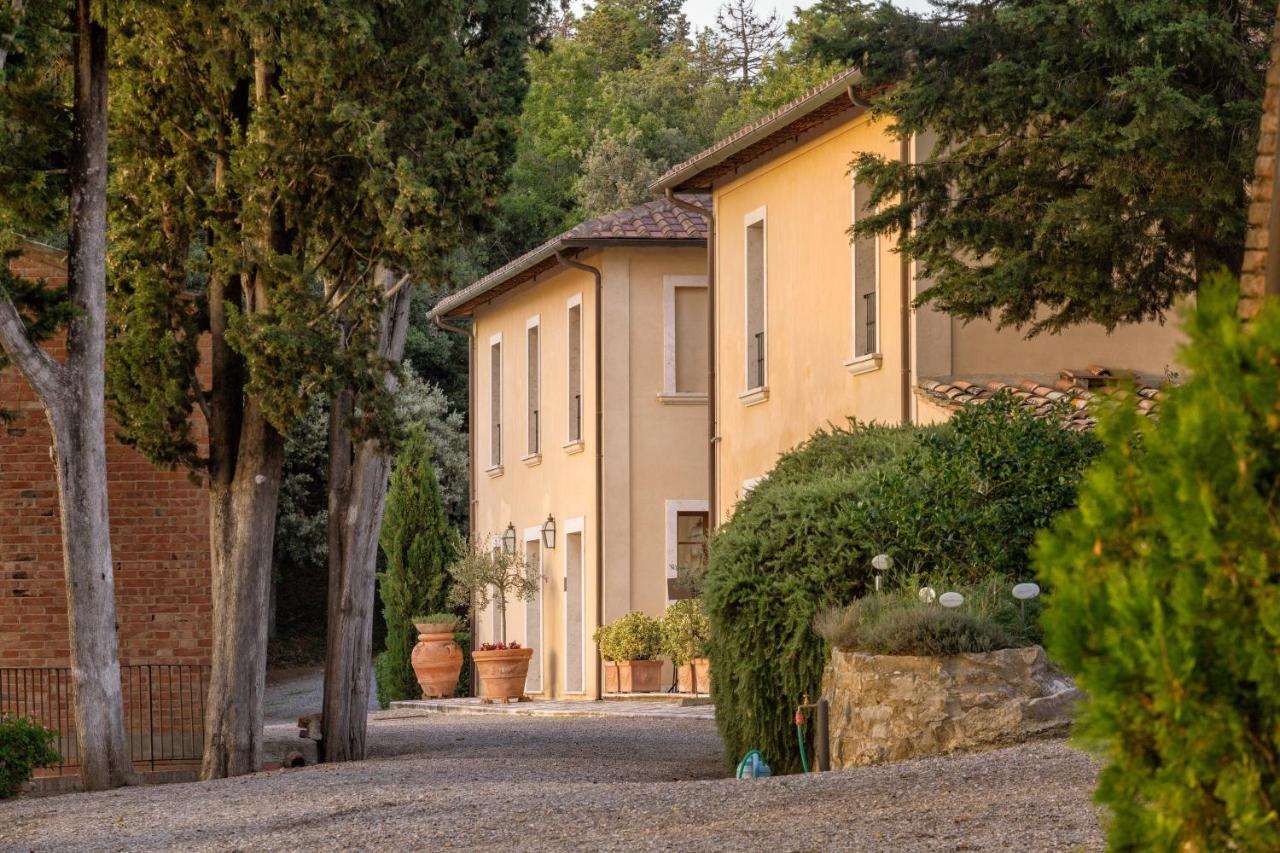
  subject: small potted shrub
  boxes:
[605,611,664,693]
[449,534,539,703]
[593,623,621,693]
[409,612,463,699]
[662,598,711,694]
[0,714,60,798]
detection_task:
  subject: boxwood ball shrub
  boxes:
[1036,277,1280,850]
[706,405,1097,774]
[0,714,59,798]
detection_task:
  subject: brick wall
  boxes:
[0,243,212,667]
[1241,6,1280,319]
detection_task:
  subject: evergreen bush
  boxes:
[661,598,710,666]
[601,611,663,661]
[375,425,460,709]
[1036,277,1280,850]
[0,714,59,798]
[706,405,1096,773]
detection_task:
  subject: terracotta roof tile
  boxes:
[917,367,1170,431]
[432,195,708,318]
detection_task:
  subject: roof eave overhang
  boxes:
[649,68,867,195]
[431,236,706,319]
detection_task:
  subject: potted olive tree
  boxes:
[662,598,710,694]
[603,611,664,693]
[449,535,539,703]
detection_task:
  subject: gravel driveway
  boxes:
[0,715,1102,851]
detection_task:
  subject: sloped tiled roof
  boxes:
[650,67,868,193]
[431,195,709,319]
[918,366,1168,431]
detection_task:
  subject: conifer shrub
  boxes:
[375,426,460,708]
[1036,277,1280,850]
[706,405,1096,774]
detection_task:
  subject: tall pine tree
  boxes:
[791,0,1272,333]
[107,0,530,776]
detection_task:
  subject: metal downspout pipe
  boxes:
[556,251,605,700]
[664,189,717,528]
[434,312,478,691]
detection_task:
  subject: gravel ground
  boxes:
[0,715,1102,852]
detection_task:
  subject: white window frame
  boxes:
[740,206,769,405]
[487,332,503,472]
[660,275,709,403]
[565,293,585,449]
[525,315,541,460]
[562,515,587,695]
[847,172,883,374]
[664,499,709,604]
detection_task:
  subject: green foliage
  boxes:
[706,401,1096,773]
[107,0,533,467]
[448,534,538,643]
[818,599,1008,656]
[1036,276,1280,850]
[0,714,59,798]
[792,0,1271,333]
[599,611,663,661]
[815,574,1041,656]
[376,426,461,709]
[412,612,459,627]
[661,599,710,665]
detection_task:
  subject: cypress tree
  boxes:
[375,426,459,708]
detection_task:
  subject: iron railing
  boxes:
[571,393,582,441]
[529,407,539,454]
[863,291,877,354]
[753,330,766,389]
[0,664,209,773]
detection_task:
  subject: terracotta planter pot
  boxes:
[473,647,534,701]
[410,623,462,699]
[676,662,695,694]
[692,657,711,695]
[618,659,663,693]
[603,660,620,694]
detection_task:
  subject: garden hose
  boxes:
[795,708,810,773]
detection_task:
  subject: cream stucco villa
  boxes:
[649,67,1185,525]
[430,198,710,699]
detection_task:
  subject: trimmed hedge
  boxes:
[1037,277,1280,850]
[705,399,1097,774]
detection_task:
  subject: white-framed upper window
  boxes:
[662,275,708,399]
[488,332,502,468]
[526,315,540,456]
[744,207,767,391]
[567,293,583,444]
[852,175,880,360]
[664,499,709,602]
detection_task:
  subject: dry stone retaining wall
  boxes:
[821,645,1080,767]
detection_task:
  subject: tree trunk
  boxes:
[0,0,134,791]
[321,267,412,762]
[201,400,284,779]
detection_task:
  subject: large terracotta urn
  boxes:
[410,621,463,699]
[618,659,663,693]
[473,646,534,702]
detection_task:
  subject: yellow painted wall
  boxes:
[713,114,904,520]
[470,245,708,698]
[712,115,1184,522]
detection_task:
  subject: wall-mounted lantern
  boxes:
[541,514,557,549]
[502,523,517,554]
